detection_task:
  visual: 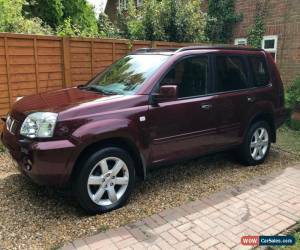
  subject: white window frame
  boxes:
[234,38,247,46]
[261,35,278,61]
[137,0,143,7]
[118,0,127,10]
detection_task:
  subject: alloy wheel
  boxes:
[250,127,269,161]
[87,157,129,206]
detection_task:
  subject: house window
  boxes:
[118,0,127,10]
[262,35,278,61]
[234,38,247,46]
[137,0,143,7]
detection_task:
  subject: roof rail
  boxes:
[134,48,178,53]
[134,45,263,54]
[176,45,263,52]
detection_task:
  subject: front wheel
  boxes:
[74,147,135,214]
[238,121,271,166]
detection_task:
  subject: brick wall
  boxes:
[233,0,300,85]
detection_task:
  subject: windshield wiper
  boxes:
[79,85,118,95]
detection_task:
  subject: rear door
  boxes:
[148,55,217,165]
[211,54,252,148]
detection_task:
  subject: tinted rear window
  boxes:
[249,56,270,87]
[215,56,248,92]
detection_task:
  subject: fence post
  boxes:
[62,37,72,88]
[91,40,94,78]
[33,37,40,93]
[4,36,12,107]
[112,41,116,62]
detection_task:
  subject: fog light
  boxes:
[25,164,32,171]
[23,157,32,171]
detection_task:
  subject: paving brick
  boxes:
[174,240,194,250]
[177,222,195,232]
[161,231,178,245]
[183,230,203,244]
[273,221,294,232]
[199,237,219,249]
[115,237,138,249]
[153,238,173,249]
[215,233,237,248]
[215,243,230,250]
[169,228,187,242]
[131,242,146,250]
[72,239,89,250]
[153,223,173,234]
[66,165,300,250]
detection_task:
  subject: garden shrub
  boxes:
[286,77,300,130]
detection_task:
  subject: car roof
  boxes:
[131,45,263,55]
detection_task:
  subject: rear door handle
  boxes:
[201,104,212,110]
[247,97,256,103]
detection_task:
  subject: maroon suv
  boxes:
[1,46,288,213]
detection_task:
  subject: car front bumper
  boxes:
[1,128,77,187]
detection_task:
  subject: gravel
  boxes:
[0,148,299,250]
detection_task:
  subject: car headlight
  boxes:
[20,112,58,138]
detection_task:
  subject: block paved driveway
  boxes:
[62,165,300,250]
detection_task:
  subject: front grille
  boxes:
[6,115,19,135]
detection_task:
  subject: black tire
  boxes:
[238,121,271,166]
[73,147,135,214]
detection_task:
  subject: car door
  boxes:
[147,55,217,165]
[212,54,252,148]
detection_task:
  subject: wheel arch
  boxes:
[71,137,147,182]
[247,112,276,142]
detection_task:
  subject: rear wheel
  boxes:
[238,121,271,166]
[74,147,135,214]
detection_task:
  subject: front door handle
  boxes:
[247,97,256,103]
[201,104,212,110]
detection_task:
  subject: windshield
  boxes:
[85,54,170,95]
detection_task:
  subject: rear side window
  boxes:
[215,56,248,92]
[249,56,270,87]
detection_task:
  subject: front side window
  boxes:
[249,56,270,87]
[160,56,209,98]
[87,54,170,95]
[215,56,248,92]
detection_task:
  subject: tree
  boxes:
[61,0,98,37]
[0,0,52,34]
[23,0,64,28]
[117,0,206,42]
[56,17,80,37]
[205,0,242,43]
[97,13,119,38]
[247,1,268,48]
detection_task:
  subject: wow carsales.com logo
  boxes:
[241,236,296,246]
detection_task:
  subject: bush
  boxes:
[205,0,242,43]
[286,77,300,110]
[56,17,80,37]
[98,13,120,38]
[0,0,52,35]
[286,77,300,130]
[117,0,206,42]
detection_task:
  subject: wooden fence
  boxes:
[0,33,196,117]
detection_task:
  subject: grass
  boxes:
[269,223,300,250]
[277,126,300,155]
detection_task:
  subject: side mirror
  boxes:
[152,85,178,104]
